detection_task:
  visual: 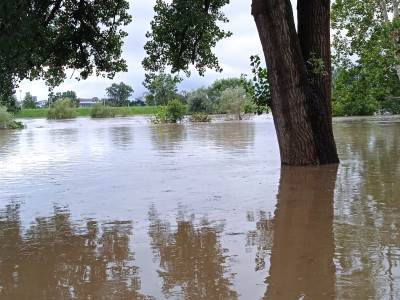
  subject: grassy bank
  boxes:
[16,106,159,118]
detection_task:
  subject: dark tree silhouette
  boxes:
[148,206,238,300]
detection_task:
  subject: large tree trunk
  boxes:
[252,0,339,165]
[252,0,317,165]
[298,0,339,164]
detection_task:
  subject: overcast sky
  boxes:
[19,0,296,101]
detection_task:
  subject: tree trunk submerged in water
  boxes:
[298,0,339,165]
[252,0,339,165]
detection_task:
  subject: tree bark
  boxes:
[252,0,339,165]
[252,0,317,165]
[298,0,339,164]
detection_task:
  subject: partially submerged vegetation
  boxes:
[189,112,211,123]
[153,100,186,124]
[0,106,23,129]
[90,104,116,118]
[47,98,77,120]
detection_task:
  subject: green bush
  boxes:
[152,107,168,124]
[190,112,211,122]
[152,100,186,123]
[381,96,400,115]
[333,95,379,117]
[90,104,116,118]
[0,106,24,129]
[47,98,77,119]
[165,100,186,123]
[115,107,130,117]
[244,99,257,114]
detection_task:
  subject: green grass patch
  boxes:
[16,106,159,118]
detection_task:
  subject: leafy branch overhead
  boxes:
[143,0,232,76]
[241,55,271,114]
[0,0,132,102]
[331,0,400,116]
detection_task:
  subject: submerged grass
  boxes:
[90,104,116,118]
[16,106,159,118]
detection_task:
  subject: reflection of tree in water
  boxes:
[148,205,238,299]
[335,122,400,203]
[264,166,338,300]
[110,126,133,149]
[150,124,186,152]
[245,211,273,272]
[0,203,152,300]
[334,121,400,299]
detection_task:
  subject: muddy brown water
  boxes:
[0,116,399,299]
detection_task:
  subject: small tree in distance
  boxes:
[22,92,37,109]
[48,91,79,107]
[143,73,182,106]
[219,87,249,120]
[106,82,134,107]
[187,88,212,113]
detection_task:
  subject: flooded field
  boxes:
[0,116,399,299]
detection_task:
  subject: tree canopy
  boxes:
[0,0,132,107]
[49,90,78,107]
[143,0,231,76]
[332,0,400,115]
[22,92,37,109]
[106,82,134,107]
[143,73,182,106]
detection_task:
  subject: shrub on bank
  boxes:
[190,112,211,122]
[0,106,24,129]
[381,96,400,115]
[152,107,168,124]
[90,104,116,118]
[47,98,77,119]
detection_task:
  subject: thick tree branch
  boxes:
[379,0,389,21]
[44,0,63,26]
[394,0,399,19]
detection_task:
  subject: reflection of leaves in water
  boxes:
[245,211,273,272]
[0,203,152,300]
[148,205,238,300]
[150,124,186,152]
[334,121,400,299]
[110,126,133,149]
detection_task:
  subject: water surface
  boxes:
[0,116,399,299]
